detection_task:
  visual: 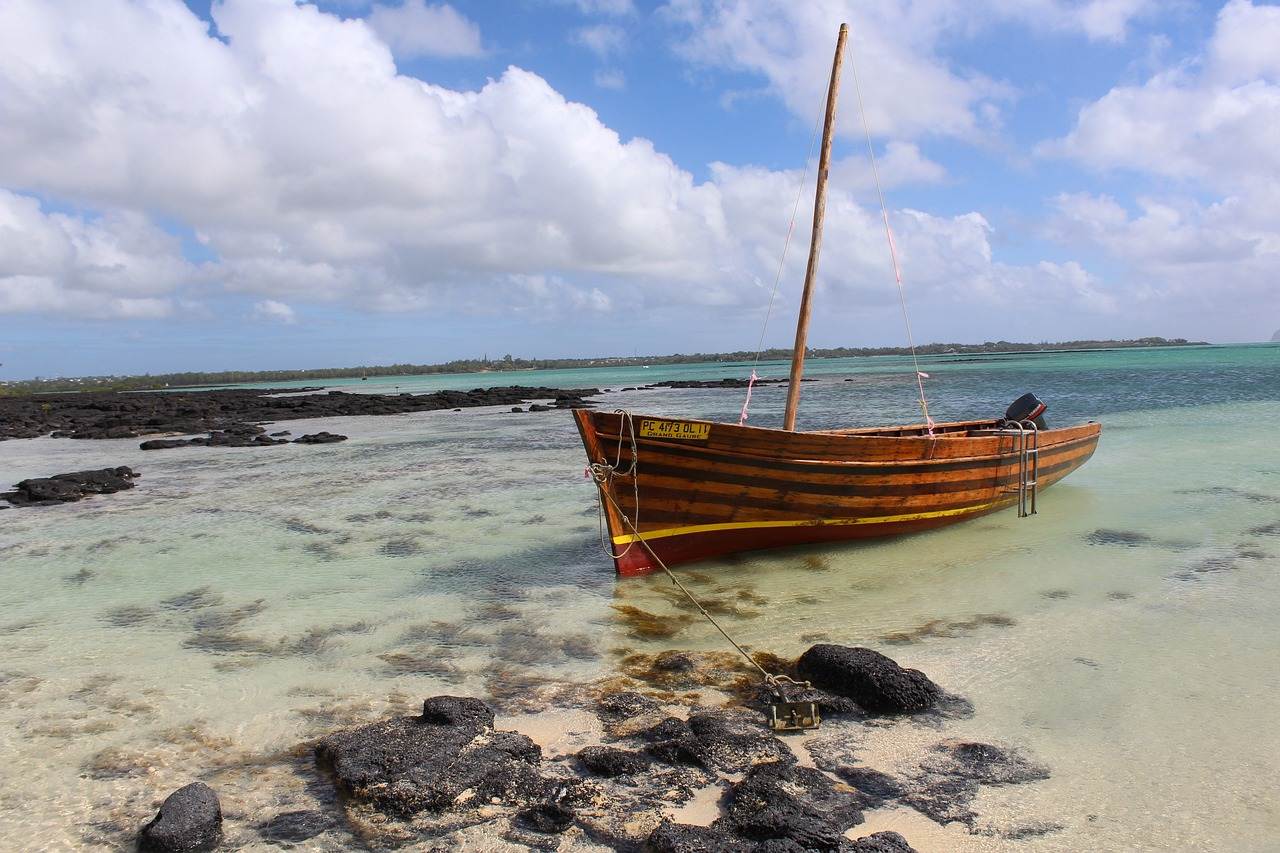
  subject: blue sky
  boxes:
[1,0,1277,379]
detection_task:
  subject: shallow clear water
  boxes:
[1,344,1277,850]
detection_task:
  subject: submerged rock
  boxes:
[1085,528,1152,547]
[2,466,139,507]
[829,767,905,808]
[796,645,940,714]
[255,810,334,844]
[901,740,1050,827]
[138,782,222,852]
[921,740,1050,786]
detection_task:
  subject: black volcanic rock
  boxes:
[848,831,919,852]
[138,782,222,852]
[640,377,808,389]
[796,645,940,714]
[647,821,742,852]
[293,432,348,444]
[515,801,575,833]
[0,385,602,442]
[722,760,864,849]
[140,439,198,450]
[575,745,650,778]
[420,695,494,728]
[314,695,548,818]
[3,466,138,507]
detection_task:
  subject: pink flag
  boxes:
[917,371,930,379]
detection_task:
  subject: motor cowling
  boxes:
[1004,392,1047,430]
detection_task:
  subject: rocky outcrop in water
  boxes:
[638,377,815,389]
[138,781,222,852]
[291,432,348,445]
[314,696,553,819]
[0,385,602,441]
[797,644,941,714]
[848,831,920,852]
[282,646,1044,849]
[2,466,139,507]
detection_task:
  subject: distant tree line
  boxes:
[0,337,1206,396]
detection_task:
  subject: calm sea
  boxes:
[1,344,1277,850]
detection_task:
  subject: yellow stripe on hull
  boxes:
[610,498,1011,545]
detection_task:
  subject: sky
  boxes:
[1,0,1278,379]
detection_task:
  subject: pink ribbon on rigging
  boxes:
[738,370,759,426]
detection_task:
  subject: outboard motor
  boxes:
[1004,393,1047,430]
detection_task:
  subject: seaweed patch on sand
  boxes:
[881,613,1017,646]
[1085,528,1152,547]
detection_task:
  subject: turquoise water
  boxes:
[1,344,1278,850]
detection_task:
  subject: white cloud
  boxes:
[665,1,1010,142]
[0,0,1122,335]
[593,69,627,90]
[251,299,297,324]
[366,1,484,59]
[1036,1,1280,338]
[663,0,1158,147]
[571,0,636,16]
[573,23,626,58]
[830,143,948,194]
[0,190,189,319]
[1045,189,1280,318]
[987,0,1160,43]
[1042,0,1280,191]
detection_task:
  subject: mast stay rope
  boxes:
[738,99,825,426]
[847,34,934,432]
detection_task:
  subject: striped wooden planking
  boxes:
[575,410,1101,576]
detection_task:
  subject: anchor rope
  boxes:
[847,37,935,432]
[589,410,810,700]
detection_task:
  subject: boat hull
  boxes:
[574,410,1101,576]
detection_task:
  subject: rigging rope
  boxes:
[739,102,825,425]
[589,411,811,701]
[847,37,935,432]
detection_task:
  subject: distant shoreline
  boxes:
[0,337,1212,395]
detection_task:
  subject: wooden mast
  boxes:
[783,22,848,432]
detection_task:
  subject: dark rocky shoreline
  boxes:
[0,385,602,442]
[126,645,1055,851]
[1,466,139,507]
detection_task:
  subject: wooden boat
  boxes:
[576,24,1101,576]
[576,411,1100,576]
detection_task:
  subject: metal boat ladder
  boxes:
[974,420,1040,517]
[1001,420,1039,517]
